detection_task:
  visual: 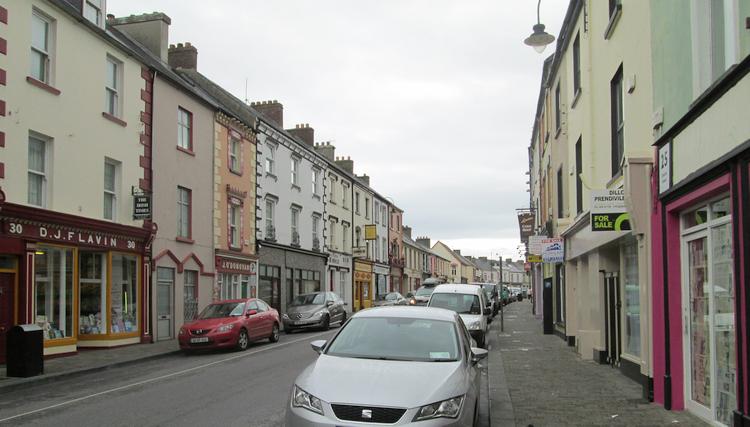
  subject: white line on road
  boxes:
[0,331,332,424]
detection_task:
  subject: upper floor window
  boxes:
[84,0,104,26]
[312,214,321,247]
[105,56,122,117]
[177,107,193,151]
[229,136,241,174]
[556,167,564,219]
[575,138,583,214]
[265,198,276,239]
[365,198,370,219]
[229,203,241,248]
[329,219,337,250]
[291,157,300,187]
[31,10,53,84]
[610,65,624,176]
[342,223,349,250]
[329,176,336,203]
[691,0,740,96]
[103,160,118,221]
[343,184,349,208]
[291,206,301,242]
[572,32,581,96]
[265,143,276,175]
[374,201,380,224]
[355,227,362,248]
[312,169,320,196]
[355,192,360,214]
[554,83,561,132]
[177,186,192,239]
[28,134,49,207]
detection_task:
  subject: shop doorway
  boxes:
[0,272,15,364]
[156,267,174,341]
[680,198,736,425]
[604,272,621,367]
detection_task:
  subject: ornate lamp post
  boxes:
[524,0,556,53]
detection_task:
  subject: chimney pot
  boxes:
[252,100,285,127]
[287,123,314,147]
[177,42,183,48]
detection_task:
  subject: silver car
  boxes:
[286,306,488,426]
[283,292,347,333]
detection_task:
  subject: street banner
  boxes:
[365,224,377,240]
[517,211,535,243]
[590,189,631,232]
[541,238,564,263]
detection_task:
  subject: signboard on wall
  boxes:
[517,212,535,243]
[658,143,671,194]
[527,254,542,263]
[528,235,546,255]
[133,194,152,220]
[541,238,564,263]
[590,189,631,232]
[364,224,377,240]
[352,246,367,258]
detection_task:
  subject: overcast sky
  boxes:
[110,0,569,261]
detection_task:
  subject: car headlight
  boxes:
[409,298,416,305]
[467,320,481,330]
[217,323,235,332]
[312,310,327,318]
[292,385,324,415]
[415,395,464,421]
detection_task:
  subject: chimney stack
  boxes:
[112,13,172,62]
[403,226,412,238]
[250,100,284,128]
[314,142,336,161]
[168,42,197,70]
[455,250,462,256]
[335,156,353,174]
[356,174,370,187]
[479,256,488,261]
[287,124,314,147]
[416,237,431,248]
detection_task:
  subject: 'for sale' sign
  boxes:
[590,189,631,232]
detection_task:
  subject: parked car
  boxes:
[283,291,347,333]
[476,283,500,316]
[427,284,490,348]
[286,306,487,426]
[408,285,437,306]
[373,292,408,307]
[179,298,279,352]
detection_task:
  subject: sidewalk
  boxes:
[488,302,707,427]
[0,339,180,392]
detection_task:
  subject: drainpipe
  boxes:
[661,203,671,410]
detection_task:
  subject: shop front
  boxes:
[214,252,258,301]
[258,242,326,315]
[373,263,389,300]
[354,261,372,311]
[327,251,351,307]
[0,202,152,358]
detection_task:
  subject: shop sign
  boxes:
[329,252,352,267]
[4,221,141,251]
[216,256,257,275]
[541,238,564,263]
[365,224,377,240]
[527,254,542,263]
[590,189,631,232]
[528,235,546,255]
[517,211,535,243]
[133,194,152,220]
[373,265,389,275]
[354,271,370,281]
[352,246,367,258]
[659,143,671,194]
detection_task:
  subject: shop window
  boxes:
[287,269,321,303]
[259,265,281,311]
[111,254,138,334]
[79,252,106,335]
[184,270,198,321]
[219,273,240,300]
[622,238,640,357]
[34,246,73,340]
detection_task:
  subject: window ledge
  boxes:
[571,88,582,109]
[228,245,243,251]
[291,184,301,192]
[27,76,61,95]
[176,146,195,156]
[229,168,243,177]
[604,5,622,40]
[102,112,127,127]
[607,170,624,188]
[313,194,321,201]
[176,236,194,244]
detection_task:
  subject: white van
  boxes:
[427,284,490,348]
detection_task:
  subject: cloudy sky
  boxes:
[110,0,569,261]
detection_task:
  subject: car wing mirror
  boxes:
[311,339,327,355]
[326,301,334,307]
[246,310,258,316]
[470,347,488,364]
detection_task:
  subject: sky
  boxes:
[109,0,570,261]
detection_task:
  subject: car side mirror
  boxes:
[311,340,327,354]
[326,301,334,307]
[246,310,258,316]
[471,347,488,364]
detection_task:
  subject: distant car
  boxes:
[179,298,280,352]
[409,285,437,306]
[283,292,347,333]
[373,292,408,307]
[427,284,490,348]
[285,306,487,426]
[474,283,499,316]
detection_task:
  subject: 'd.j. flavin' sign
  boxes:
[590,189,631,232]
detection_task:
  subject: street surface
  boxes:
[0,325,490,427]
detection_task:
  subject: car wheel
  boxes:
[321,314,330,330]
[477,333,486,349]
[269,323,280,343]
[236,329,249,351]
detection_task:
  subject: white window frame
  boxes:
[690,0,741,98]
[291,206,301,238]
[329,219,337,250]
[177,186,191,238]
[229,203,240,247]
[84,0,104,27]
[229,136,241,174]
[342,223,349,251]
[312,214,320,242]
[265,142,276,175]
[105,55,122,117]
[312,168,320,195]
[177,107,192,150]
[30,9,53,84]
[374,201,380,224]
[265,198,275,235]
[291,157,300,187]
[103,160,118,221]
[28,133,49,208]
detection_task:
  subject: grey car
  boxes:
[373,292,408,307]
[283,292,347,333]
[286,306,488,426]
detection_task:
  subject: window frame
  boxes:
[291,156,300,187]
[265,142,276,176]
[572,32,581,97]
[554,82,561,133]
[228,134,242,175]
[265,198,276,238]
[312,168,321,196]
[228,201,242,249]
[103,160,118,221]
[291,205,301,242]
[177,107,193,152]
[84,0,104,27]
[575,137,583,214]
[556,167,564,219]
[27,133,49,208]
[30,9,53,84]
[610,65,625,177]
[105,55,122,117]
[177,186,192,240]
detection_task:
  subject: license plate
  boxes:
[190,337,209,343]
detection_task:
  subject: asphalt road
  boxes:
[0,326,491,427]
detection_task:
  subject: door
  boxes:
[156,267,174,341]
[0,272,15,364]
[542,277,553,334]
[604,272,621,367]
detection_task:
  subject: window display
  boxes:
[711,223,735,424]
[111,254,138,334]
[79,252,106,335]
[622,238,640,357]
[34,247,74,340]
[259,265,280,310]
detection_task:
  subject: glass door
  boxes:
[710,222,735,425]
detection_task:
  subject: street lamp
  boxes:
[524,0,555,53]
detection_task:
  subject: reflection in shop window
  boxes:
[622,238,640,357]
[79,252,106,335]
[259,265,281,310]
[34,247,74,340]
[111,254,138,333]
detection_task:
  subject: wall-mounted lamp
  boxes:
[524,0,556,53]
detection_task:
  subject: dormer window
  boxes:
[84,0,104,27]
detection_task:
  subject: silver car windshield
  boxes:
[326,317,460,362]
[429,293,482,315]
[290,293,325,306]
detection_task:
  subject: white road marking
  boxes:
[0,331,332,424]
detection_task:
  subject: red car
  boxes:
[179,298,280,352]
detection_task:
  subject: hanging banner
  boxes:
[517,211,535,243]
[590,189,631,232]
